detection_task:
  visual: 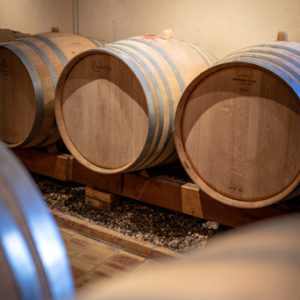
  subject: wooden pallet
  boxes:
[13,148,298,227]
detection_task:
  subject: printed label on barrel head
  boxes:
[92,61,111,72]
[232,74,256,92]
[1,59,9,80]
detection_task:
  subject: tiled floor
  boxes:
[59,226,159,290]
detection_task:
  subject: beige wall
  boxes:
[78,0,300,58]
[0,0,73,34]
[0,0,299,57]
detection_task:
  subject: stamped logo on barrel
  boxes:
[92,61,111,72]
[232,74,256,92]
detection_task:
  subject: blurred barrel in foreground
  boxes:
[0,28,29,42]
[174,41,300,208]
[55,35,217,174]
[78,213,300,300]
[0,141,74,300]
[0,32,103,148]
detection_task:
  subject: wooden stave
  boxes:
[119,38,217,169]
[0,42,45,147]
[175,64,299,208]
[0,33,104,148]
[0,141,74,300]
[1,34,61,148]
[105,41,177,170]
[174,43,300,209]
[55,36,217,174]
[55,47,156,174]
[0,40,58,148]
[220,44,300,96]
[31,34,105,149]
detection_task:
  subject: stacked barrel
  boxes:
[174,41,300,208]
[1,31,299,208]
[0,32,103,147]
[55,35,217,173]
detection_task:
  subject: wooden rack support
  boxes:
[13,148,295,228]
[85,186,120,211]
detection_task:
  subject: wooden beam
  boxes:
[85,186,120,211]
[13,148,71,181]
[13,148,294,227]
[71,158,123,194]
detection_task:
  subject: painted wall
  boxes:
[78,0,300,58]
[0,0,73,34]
[0,0,299,57]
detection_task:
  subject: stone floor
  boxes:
[59,226,160,290]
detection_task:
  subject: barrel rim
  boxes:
[55,47,152,174]
[0,141,74,299]
[1,33,104,149]
[0,43,41,148]
[174,61,300,208]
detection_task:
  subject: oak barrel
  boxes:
[0,28,29,42]
[174,41,300,208]
[0,141,74,300]
[55,35,217,174]
[0,32,104,148]
[79,213,300,300]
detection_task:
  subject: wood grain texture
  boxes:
[0,32,104,148]
[85,186,120,211]
[0,47,36,144]
[174,41,300,208]
[55,35,217,174]
[0,28,29,42]
[61,53,149,169]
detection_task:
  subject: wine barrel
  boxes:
[174,41,300,208]
[55,35,217,174]
[0,141,74,300]
[0,28,29,42]
[78,213,300,300]
[0,32,104,148]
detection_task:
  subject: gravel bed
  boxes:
[32,173,228,254]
